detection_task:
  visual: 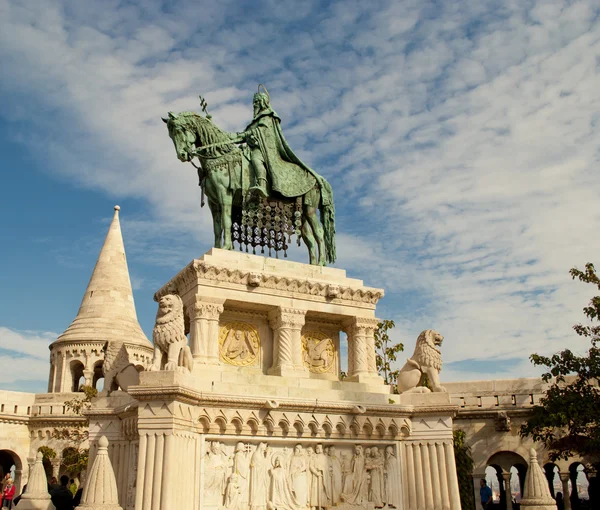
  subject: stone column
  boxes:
[569,469,578,508]
[188,297,224,365]
[502,470,513,510]
[344,317,382,383]
[544,465,556,498]
[51,458,61,479]
[268,307,307,377]
[559,472,572,510]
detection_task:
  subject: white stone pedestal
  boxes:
[86,250,461,510]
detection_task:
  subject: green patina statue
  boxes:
[163,86,336,266]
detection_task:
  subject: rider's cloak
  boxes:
[244,109,333,207]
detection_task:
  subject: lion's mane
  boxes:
[411,329,442,372]
[153,294,186,351]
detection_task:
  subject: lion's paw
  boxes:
[147,364,161,372]
[164,361,178,371]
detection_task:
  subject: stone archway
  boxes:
[0,449,23,493]
[486,451,528,510]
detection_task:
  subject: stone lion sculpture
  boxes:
[101,340,140,395]
[396,329,446,394]
[150,293,193,373]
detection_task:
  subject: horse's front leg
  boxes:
[219,190,234,250]
[208,200,222,248]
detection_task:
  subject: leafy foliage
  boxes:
[520,263,600,461]
[37,445,57,461]
[50,385,97,476]
[453,430,475,510]
[61,447,89,476]
[374,320,403,386]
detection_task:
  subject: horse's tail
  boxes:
[318,178,336,264]
[321,203,336,264]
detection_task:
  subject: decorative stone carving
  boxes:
[204,441,231,506]
[396,329,446,394]
[247,272,262,287]
[219,323,260,366]
[188,298,224,364]
[495,411,512,432]
[268,454,298,510]
[17,451,54,510]
[249,442,269,510]
[78,436,123,509]
[101,341,140,395]
[326,284,340,299]
[344,317,380,382]
[384,446,401,508]
[302,332,335,373]
[520,449,558,510]
[154,259,384,306]
[269,308,307,377]
[194,441,406,510]
[150,294,193,372]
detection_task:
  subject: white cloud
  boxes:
[1,0,599,383]
[0,328,54,387]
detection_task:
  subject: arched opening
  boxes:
[92,361,104,391]
[486,451,528,509]
[543,463,560,500]
[339,330,348,379]
[568,462,590,508]
[0,450,23,493]
[70,360,85,392]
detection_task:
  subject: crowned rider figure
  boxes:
[232,85,330,204]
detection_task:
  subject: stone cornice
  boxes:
[154,260,384,306]
[28,415,88,427]
[127,384,458,418]
[0,413,30,425]
[456,408,532,420]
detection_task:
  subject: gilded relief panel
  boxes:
[301,331,336,374]
[219,322,260,366]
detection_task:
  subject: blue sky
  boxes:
[1,0,599,392]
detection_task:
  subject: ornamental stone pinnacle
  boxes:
[54,206,151,348]
[520,448,558,510]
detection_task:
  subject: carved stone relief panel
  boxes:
[301,331,336,374]
[219,322,261,367]
[200,439,401,510]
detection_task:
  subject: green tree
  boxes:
[37,446,57,478]
[52,385,98,477]
[453,430,475,510]
[520,263,600,461]
[374,320,403,386]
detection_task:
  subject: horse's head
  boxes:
[162,111,196,162]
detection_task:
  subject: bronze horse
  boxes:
[163,111,335,265]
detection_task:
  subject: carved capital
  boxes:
[189,298,224,321]
[269,307,306,330]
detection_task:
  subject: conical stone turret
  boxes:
[17,452,55,510]
[78,436,123,509]
[520,448,558,509]
[48,206,153,392]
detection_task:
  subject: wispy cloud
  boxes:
[1,0,599,385]
[0,328,54,387]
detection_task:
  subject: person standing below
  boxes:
[50,475,73,510]
[479,479,493,509]
[69,478,77,496]
[2,478,16,509]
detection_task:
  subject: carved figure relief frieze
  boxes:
[202,440,400,509]
[219,322,260,366]
[301,332,335,374]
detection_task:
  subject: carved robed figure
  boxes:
[163,87,336,266]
